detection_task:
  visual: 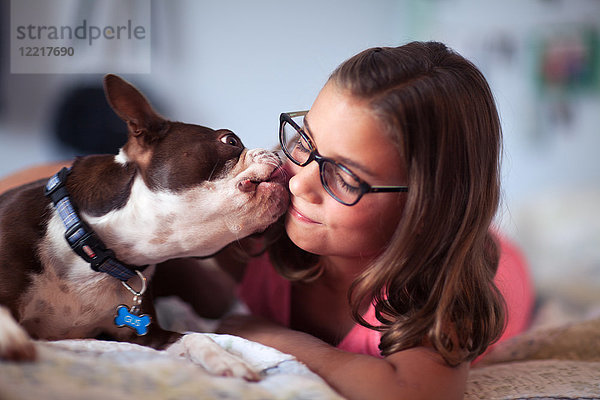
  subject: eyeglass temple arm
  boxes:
[369,186,408,193]
[286,110,309,118]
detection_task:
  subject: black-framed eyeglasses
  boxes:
[279,111,408,206]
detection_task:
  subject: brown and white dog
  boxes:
[0,74,289,380]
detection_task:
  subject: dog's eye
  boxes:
[220,134,239,147]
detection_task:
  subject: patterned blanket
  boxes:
[0,335,343,400]
[2,298,599,399]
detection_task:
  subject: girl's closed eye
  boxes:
[333,168,361,194]
[295,135,311,154]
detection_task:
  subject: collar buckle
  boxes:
[64,220,115,272]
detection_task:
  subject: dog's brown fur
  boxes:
[0,75,288,380]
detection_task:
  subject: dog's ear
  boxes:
[103,74,169,142]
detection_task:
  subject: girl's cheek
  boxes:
[282,161,294,176]
[282,161,298,185]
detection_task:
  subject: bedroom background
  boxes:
[0,0,599,320]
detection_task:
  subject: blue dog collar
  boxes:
[45,167,145,282]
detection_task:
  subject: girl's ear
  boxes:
[103,74,167,141]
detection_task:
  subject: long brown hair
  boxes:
[268,41,506,365]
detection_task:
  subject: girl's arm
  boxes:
[218,315,468,400]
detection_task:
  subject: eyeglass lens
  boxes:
[281,119,310,164]
[281,115,363,205]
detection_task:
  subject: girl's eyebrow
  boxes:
[303,116,377,177]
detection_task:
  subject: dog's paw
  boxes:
[0,306,36,361]
[166,333,260,381]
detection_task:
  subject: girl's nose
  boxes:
[286,160,323,204]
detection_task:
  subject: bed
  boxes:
[0,335,343,400]
[466,314,600,399]
[1,291,599,400]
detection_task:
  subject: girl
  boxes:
[213,41,533,399]
[0,41,534,399]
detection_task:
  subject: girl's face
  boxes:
[284,83,407,260]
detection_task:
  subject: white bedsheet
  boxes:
[0,334,343,400]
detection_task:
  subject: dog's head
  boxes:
[97,75,289,261]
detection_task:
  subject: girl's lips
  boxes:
[288,204,320,224]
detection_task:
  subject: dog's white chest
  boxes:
[17,213,138,340]
[18,213,131,339]
[18,265,131,340]
[13,205,159,342]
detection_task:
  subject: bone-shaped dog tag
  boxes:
[114,305,151,336]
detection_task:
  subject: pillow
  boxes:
[466,359,600,399]
[478,317,600,365]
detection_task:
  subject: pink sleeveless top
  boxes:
[238,235,534,358]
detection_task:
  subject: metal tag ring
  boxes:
[121,270,147,297]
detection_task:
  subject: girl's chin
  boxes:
[284,216,325,255]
